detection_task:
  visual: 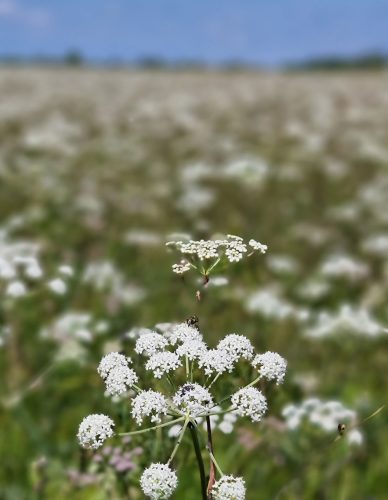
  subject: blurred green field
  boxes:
[0,67,387,499]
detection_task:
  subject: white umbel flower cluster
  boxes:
[166,234,267,276]
[97,352,138,395]
[172,260,191,275]
[140,463,178,500]
[249,239,268,253]
[145,351,182,378]
[231,387,268,422]
[212,475,246,500]
[131,390,169,425]
[198,348,234,375]
[135,332,168,357]
[169,322,202,345]
[77,414,114,449]
[217,334,254,363]
[176,338,207,360]
[252,351,287,385]
[173,383,213,417]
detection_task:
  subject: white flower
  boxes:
[97,352,132,379]
[6,280,27,297]
[281,398,360,439]
[347,429,363,446]
[320,254,369,281]
[305,305,386,338]
[172,260,191,274]
[176,338,207,360]
[212,475,246,500]
[217,334,254,363]
[173,383,213,417]
[77,414,114,449]
[131,390,168,425]
[97,352,138,395]
[249,239,267,253]
[25,263,43,279]
[104,365,138,396]
[218,420,234,434]
[140,463,178,499]
[169,322,202,345]
[48,278,67,295]
[167,235,267,270]
[198,348,234,375]
[58,265,74,276]
[167,424,182,438]
[231,387,267,422]
[252,351,287,385]
[135,332,168,357]
[225,238,247,262]
[145,351,182,379]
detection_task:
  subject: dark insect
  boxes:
[179,384,195,396]
[338,423,346,435]
[186,315,199,328]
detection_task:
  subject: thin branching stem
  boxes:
[168,414,190,464]
[207,449,224,476]
[207,372,221,389]
[119,417,184,437]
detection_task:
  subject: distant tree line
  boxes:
[0,51,387,71]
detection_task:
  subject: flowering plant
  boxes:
[77,235,287,499]
[166,234,267,283]
[78,317,287,499]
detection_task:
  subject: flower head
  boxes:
[135,332,168,357]
[145,351,182,379]
[77,414,114,449]
[198,348,235,376]
[104,365,138,396]
[217,334,254,363]
[231,387,267,422]
[140,463,178,499]
[225,236,247,262]
[169,322,202,345]
[176,338,207,360]
[131,390,168,425]
[97,352,137,394]
[173,383,213,417]
[212,475,246,500]
[249,239,267,253]
[172,260,191,274]
[97,352,131,379]
[252,351,287,385]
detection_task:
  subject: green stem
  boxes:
[206,257,221,274]
[168,415,190,464]
[185,356,189,378]
[243,375,261,390]
[166,373,176,390]
[207,449,224,476]
[198,407,234,418]
[213,375,261,408]
[207,373,221,389]
[119,417,184,436]
[188,422,207,500]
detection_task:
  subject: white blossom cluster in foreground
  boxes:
[78,321,287,499]
[166,234,267,279]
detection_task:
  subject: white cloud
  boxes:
[0,0,50,27]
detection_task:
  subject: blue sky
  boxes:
[0,0,387,65]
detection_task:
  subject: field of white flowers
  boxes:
[0,67,387,499]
